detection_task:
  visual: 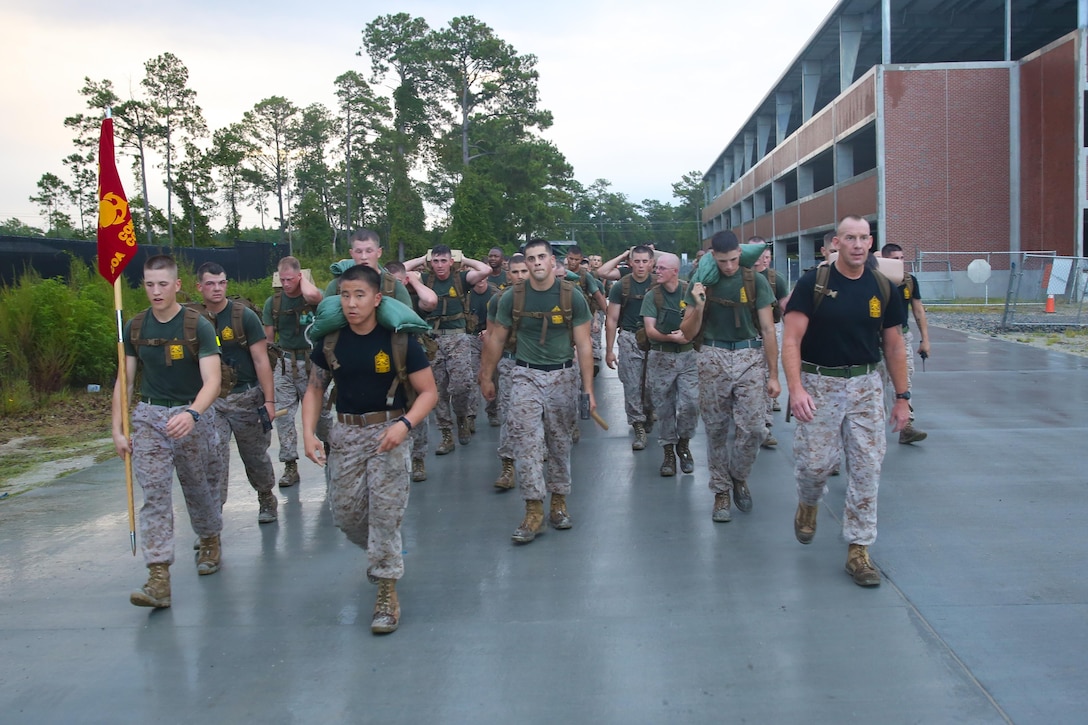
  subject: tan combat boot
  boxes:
[512,500,545,543]
[794,502,818,544]
[278,459,299,488]
[130,563,171,608]
[494,458,515,490]
[632,422,647,451]
[676,438,694,474]
[899,422,927,445]
[411,459,427,482]
[257,491,278,524]
[845,544,881,587]
[436,428,455,455]
[456,417,471,446]
[733,480,752,513]
[371,578,401,634]
[659,445,677,477]
[549,493,572,529]
[196,534,221,575]
[712,492,732,522]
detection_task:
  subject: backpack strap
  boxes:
[812,263,893,319]
[271,290,282,332]
[385,332,418,408]
[509,281,527,349]
[424,270,468,329]
[508,280,576,348]
[812,263,833,312]
[323,329,341,371]
[130,307,202,367]
[230,299,249,348]
[560,279,574,347]
[703,267,758,328]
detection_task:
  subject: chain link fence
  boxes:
[1002,253,1088,327]
[913,250,1041,305]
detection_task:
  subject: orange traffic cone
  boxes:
[1045,294,1056,313]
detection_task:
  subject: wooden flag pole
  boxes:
[114,278,136,555]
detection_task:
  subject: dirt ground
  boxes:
[0,390,116,499]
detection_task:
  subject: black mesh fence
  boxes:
[0,236,288,286]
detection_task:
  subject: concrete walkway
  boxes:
[1,325,1084,724]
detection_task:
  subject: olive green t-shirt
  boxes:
[262,291,316,350]
[640,282,690,336]
[424,271,471,331]
[760,268,789,299]
[607,274,654,331]
[324,266,413,307]
[124,307,220,402]
[488,269,509,290]
[215,301,267,388]
[683,270,775,342]
[495,280,591,365]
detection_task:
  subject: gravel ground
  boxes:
[927,310,1088,358]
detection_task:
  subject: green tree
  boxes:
[142,53,207,246]
[29,173,72,237]
[209,123,254,241]
[242,96,299,250]
[444,165,503,257]
[292,189,334,256]
[65,78,158,245]
[671,170,704,252]
[292,102,337,249]
[431,16,551,171]
[175,140,217,247]
[61,151,97,237]
[360,15,433,257]
[0,218,45,237]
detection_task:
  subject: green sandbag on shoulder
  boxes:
[690,242,767,286]
[308,295,430,343]
[329,258,354,277]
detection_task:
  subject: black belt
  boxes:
[621,327,640,333]
[515,359,574,372]
[140,397,193,408]
[501,351,516,361]
[651,342,694,353]
[801,362,878,378]
[336,409,405,426]
[703,339,762,350]
[231,381,259,393]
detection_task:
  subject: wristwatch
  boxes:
[894,391,911,401]
[185,409,201,421]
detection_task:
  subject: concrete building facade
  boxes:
[702,0,1087,279]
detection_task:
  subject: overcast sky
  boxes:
[0,0,839,230]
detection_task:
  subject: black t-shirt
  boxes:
[785,265,906,367]
[311,325,430,414]
[898,274,921,332]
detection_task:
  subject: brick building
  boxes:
[701,0,1086,283]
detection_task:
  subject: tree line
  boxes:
[8,13,703,262]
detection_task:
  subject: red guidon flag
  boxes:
[97,116,137,284]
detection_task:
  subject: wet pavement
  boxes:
[1,325,1085,724]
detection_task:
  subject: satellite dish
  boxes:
[967,259,992,284]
